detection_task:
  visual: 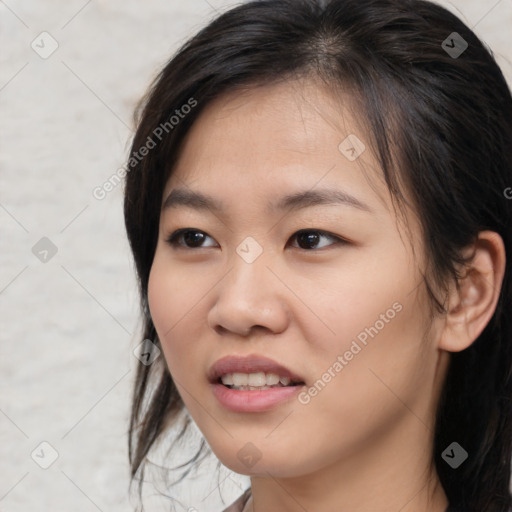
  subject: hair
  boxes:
[123,0,512,510]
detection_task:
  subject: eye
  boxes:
[288,229,345,250]
[165,228,346,251]
[166,228,217,249]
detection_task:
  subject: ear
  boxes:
[438,231,506,352]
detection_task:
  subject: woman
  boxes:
[124,0,512,510]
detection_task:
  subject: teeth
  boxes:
[248,372,266,386]
[220,372,295,387]
[232,385,272,391]
[221,373,234,385]
[279,376,291,386]
[232,373,248,386]
[266,373,280,385]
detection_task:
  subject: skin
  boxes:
[147,79,506,512]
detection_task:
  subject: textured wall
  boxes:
[1,1,511,511]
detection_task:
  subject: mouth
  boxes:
[216,372,305,391]
[209,354,306,388]
[208,354,306,412]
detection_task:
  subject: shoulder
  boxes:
[221,488,251,512]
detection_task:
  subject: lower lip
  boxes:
[211,382,305,412]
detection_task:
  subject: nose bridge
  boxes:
[225,236,272,307]
[208,238,289,335]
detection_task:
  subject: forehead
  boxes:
[163,79,391,216]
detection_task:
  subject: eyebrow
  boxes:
[162,187,373,214]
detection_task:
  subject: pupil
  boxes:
[185,231,204,247]
[298,231,319,249]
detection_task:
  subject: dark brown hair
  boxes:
[124,0,512,510]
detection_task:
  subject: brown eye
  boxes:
[166,229,217,248]
[165,228,346,251]
[288,230,345,250]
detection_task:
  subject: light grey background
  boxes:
[1,1,511,511]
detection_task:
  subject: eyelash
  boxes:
[165,228,348,251]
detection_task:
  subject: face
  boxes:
[148,79,447,479]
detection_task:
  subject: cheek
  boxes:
[317,252,417,353]
[147,252,196,334]
[309,248,429,404]
[318,289,429,428]
[147,258,170,333]
[147,257,186,367]
[147,254,209,382]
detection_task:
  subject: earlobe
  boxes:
[438,231,506,353]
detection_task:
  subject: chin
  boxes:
[216,449,308,478]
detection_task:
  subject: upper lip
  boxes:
[208,354,305,384]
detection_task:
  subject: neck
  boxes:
[244,419,449,512]
[245,469,448,512]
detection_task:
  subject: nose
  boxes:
[207,251,290,338]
